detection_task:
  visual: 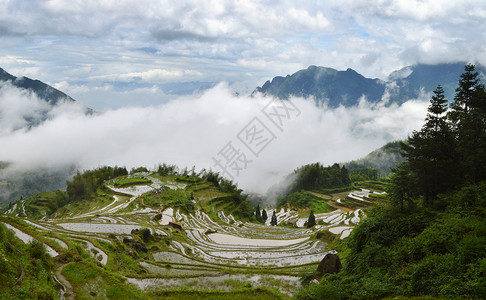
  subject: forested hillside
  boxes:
[297,64,486,299]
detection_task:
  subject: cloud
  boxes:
[113,69,203,82]
[0,82,88,135]
[2,0,486,110]
[151,27,216,42]
[0,83,428,194]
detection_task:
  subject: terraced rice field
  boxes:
[2,173,375,297]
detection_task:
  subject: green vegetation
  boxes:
[62,261,145,299]
[149,288,284,299]
[199,170,254,220]
[273,163,350,212]
[277,191,332,213]
[67,166,128,201]
[2,164,312,299]
[144,188,193,213]
[114,177,152,188]
[270,211,277,226]
[297,64,486,299]
[288,163,351,193]
[0,222,58,299]
[306,211,316,228]
[349,168,378,182]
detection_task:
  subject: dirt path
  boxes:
[55,264,75,300]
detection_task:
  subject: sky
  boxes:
[1,0,486,110]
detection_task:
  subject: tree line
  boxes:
[391,64,486,210]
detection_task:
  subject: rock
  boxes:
[317,252,342,275]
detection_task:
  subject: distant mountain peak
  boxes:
[253,62,486,107]
[0,67,93,130]
[253,65,385,106]
[0,67,79,106]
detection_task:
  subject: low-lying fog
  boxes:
[0,82,428,194]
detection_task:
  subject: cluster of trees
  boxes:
[391,64,486,210]
[254,204,268,223]
[349,168,379,182]
[66,166,128,201]
[289,163,351,193]
[272,163,351,210]
[157,163,198,178]
[197,169,255,220]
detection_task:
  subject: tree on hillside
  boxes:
[395,65,486,209]
[402,85,456,206]
[389,162,418,212]
[289,163,351,193]
[307,210,316,228]
[449,64,486,183]
[262,209,268,222]
[271,210,277,226]
[451,64,482,115]
[255,204,264,223]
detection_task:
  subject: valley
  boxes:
[1,170,384,299]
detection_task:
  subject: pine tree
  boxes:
[270,210,277,226]
[452,64,481,114]
[307,210,316,228]
[449,64,486,183]
[255,204,261,218]
[403,85,456,206]
[262,209,267,222]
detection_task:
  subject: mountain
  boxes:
[0,67,93,126]
[387,62,486,102]
[254,65,385,107]
[0,67,79,106]
[254,63,486,106]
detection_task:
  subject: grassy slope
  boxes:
[296,182,486,299]
[0,222,59,299]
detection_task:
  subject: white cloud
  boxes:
[115,69,202,82]
[0,83,428,194]
[1,0,486,107]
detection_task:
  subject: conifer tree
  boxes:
[449,64,486,183]
[402,85,455,206]
[262,209,268,222]
[307,210,316,228]
[270,210,277,226]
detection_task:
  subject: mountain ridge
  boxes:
[254,62,486,107]
[0,67,78,106]
[0,67,94,129]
